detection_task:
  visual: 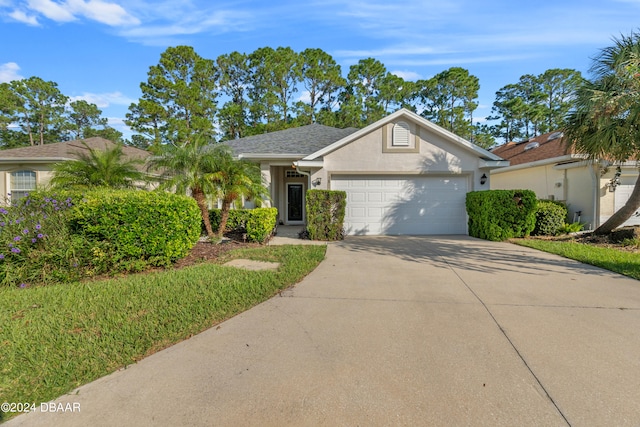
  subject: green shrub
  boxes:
[558,222,585,234]
[208,208,277,243]
[306,190,346,241]
[1,189,201,287]
[466,190,537,241]
[533,200,568,236]
[245,208,278,243]
[70,189,201,266]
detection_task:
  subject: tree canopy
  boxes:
[1,44,593,151]
[50,142,144,190]
[565,31,640,234]
[0,78,122,149]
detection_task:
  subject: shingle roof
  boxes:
[224,124,359,157]
[490,131,573,166]
[0,137,151,168]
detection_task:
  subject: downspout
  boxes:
[590,163,600,230]
[293,164,312,188]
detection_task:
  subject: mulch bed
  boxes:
[172,230,262,269]
[528,226,640,253]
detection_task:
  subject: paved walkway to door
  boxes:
[8,236,640,426]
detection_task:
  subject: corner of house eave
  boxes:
[0,157,72,164]
[480,159,510,170]
[238,153,307,162]
[294,159,324,169]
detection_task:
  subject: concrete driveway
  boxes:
[7,236,640,426]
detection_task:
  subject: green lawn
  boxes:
[512,238,640,280]
[0,245,326,422]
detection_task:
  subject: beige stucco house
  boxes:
[490,132,640,230]
[0,137,151,204]
[227,108,507,235]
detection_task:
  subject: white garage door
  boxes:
[331,175,468,235]
[614,185,640,227]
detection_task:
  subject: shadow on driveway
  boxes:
[339,235,621,279]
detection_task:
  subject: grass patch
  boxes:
[0,245,326,422]
[512,238,640,280]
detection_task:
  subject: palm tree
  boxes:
[209,145,268,239]
[564,31,640,234]
[148,139,220,238]
[51,142,145,189]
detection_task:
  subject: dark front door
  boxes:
[287,184,303,222]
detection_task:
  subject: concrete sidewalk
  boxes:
[268,225,327,245]
[7,236,640,426]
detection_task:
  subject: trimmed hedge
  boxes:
[4,189,201,286]
[306,190,346,241]
[466,190,537,241]
[208,208,278,243]
[70,189,201,265]
[533,200,568,236]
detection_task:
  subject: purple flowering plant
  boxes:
[0,192,78,287]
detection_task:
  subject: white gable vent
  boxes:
[392,121,411,146]
[524,141,540,151]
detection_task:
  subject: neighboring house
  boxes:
[490,131,640,230]
[0,137,151,204]
[226,108,507,235]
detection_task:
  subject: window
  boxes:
[10,170,36,202]
[392,121,411,146]
[286,170,304,178]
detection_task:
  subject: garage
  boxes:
[615,185,640,227]
[331,175,469,235]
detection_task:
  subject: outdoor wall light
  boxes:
[480,173,487,185]
[312,177,322,187]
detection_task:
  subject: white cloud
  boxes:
[391,70,421,81]
[8,9,40,25]
[118,9,250,41]
[69,91,135,108]
[393,54,537,67]
[0,62,23,83]
[27,0,76,22]
[106,116,124,126]
[297,90,311,103]
[7,0,139,26]
[66,0,139,26]
[335,46,452,59]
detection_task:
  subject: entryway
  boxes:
[286,183,304,224]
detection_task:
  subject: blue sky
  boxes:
[1,0,639,139]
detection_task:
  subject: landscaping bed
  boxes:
[172,233,262,269]
[524,226,640,253]
[512,226,640,280]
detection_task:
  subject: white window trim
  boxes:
[9,170,37,202]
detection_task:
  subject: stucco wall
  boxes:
[323,120,485,189]
[491,164,565,201]
[565,166,596,228]
[491,163,599,230]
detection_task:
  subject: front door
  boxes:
[287,183,304,222]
